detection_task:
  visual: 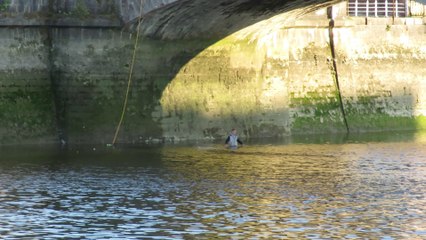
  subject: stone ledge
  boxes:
[332,16,426,27]
[0,16,122,28]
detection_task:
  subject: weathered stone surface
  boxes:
[0,0,425,145]
[0,28,56,144]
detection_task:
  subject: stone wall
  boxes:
[0,0,127,144]
[335,23,426,132]
[0,27,56,144]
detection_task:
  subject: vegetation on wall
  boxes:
[0,0,10,12]
[72,0,90,18]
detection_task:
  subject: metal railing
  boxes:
[348,0,408,17]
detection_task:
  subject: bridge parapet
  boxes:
[0,0,178,27]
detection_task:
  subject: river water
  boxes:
[0,132,425,239]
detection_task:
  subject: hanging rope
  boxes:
[328,7,349,133]
[112,0,144,145]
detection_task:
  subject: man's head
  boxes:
[231,128,237,135]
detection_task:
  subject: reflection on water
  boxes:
[0,133,425,239]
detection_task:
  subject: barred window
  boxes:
[347,0,408,17]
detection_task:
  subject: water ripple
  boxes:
[0,140,425,239]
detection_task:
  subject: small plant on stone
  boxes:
[72,0,90,18]
[386,25,391,31]
[0,0,11,12]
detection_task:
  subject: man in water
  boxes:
[224,128,243,148]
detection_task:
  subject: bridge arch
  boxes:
[117,0,426,142]
[120,0,349,141]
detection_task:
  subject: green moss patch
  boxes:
[0,72,56,143]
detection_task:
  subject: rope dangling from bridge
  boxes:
[112,0,144,145]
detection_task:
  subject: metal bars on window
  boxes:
[348,0,407,17]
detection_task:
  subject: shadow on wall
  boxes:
[110,0,425,143]
[113,0,346,142]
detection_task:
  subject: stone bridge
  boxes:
[0,0,425,144]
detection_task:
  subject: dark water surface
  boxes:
[1,133,425,239]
